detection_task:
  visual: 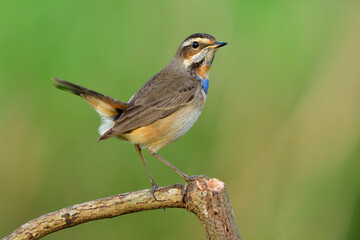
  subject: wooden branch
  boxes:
[185,179,241,239]
[3,178,241,240]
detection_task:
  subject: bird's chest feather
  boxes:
[171,91,206,137]
[158,89,206,142]
[196,74,209,95]
[196,64,210,95]
[127,90,206,152]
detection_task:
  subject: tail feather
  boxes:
[53,78,130,137]
[53,78,129,117]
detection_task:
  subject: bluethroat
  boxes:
[53,33,227,198]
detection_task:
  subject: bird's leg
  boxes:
[149,151,209,198]
[135,145,159,200]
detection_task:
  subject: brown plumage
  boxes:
[53,79,129,119]
[53,33,227,199]
[98,67,199,142]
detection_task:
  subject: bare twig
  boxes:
[3,179,240,240]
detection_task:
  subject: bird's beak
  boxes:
[212,42,228,49]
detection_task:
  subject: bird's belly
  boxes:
[125,94,206,152]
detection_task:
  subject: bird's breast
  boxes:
[196,75,209,95]
[125,90,206,152]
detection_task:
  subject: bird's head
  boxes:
[174,33,227,79]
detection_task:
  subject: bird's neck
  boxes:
[195,65,210,95]
[196,64,210,79]
[195,63,211,95]
[167,58,211,80]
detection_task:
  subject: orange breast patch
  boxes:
[196,64,210,79]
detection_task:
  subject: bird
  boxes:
[53,33,227,199]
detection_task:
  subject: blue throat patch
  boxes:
[196,75,209,95]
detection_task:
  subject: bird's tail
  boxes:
[53,78,130,135]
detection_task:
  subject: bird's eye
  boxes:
[192,41,199,49]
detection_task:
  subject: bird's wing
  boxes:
[98,70,199,141]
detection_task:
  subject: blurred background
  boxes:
[1,0,359,239]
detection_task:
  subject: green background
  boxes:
[1,0,360,239]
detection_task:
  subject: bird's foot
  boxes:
[151,183,160,201]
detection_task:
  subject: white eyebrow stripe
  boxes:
[182,39,193,47]
[181,37,213,47]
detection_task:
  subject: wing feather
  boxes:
[98,70,199,141]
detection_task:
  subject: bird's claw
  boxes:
[186,175,210,182]
[151,183,160,201]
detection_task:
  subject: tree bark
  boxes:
[3,178,241,240]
